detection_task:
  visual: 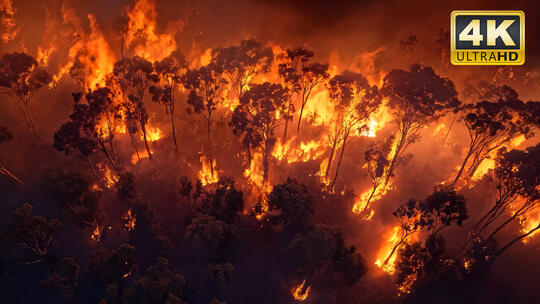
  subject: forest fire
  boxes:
[291,280,311,301]
[1,0,539,303]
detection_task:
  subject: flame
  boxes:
[198,156,218,186]
[515,204,540,244]
[91,224,102,241]
[123,209,136,231]
[124,0,180,62]
[51,13,116,89]
[273,138,326,164]
[471,158,495,181]
[244,151,265,190]
[291,280,311,301]
[374,226,401,274]
[102,165,119,189]
[142,125,163,142]
[0,0,18,43]
[131,149,151,164]
[352,180,393,216]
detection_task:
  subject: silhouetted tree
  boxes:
[474,143,540,246]
[380,64,460,189]
[88,244,138,284]
[230,82,290,182]
[41,257,80,300]
[325,70,381,189]
[453,86,535,185]
[278,47,329,136]
[54,88,122,170]
[113,56,157,160]
[395,235,458,300]
[185,213,227,255]
[213,39,273,98]
[8,203,61,264]
[150,50,188,150]
[183,63,227,175]
[0,52,51,137]
[384,187,468,267]
[130,257,186,304]
[266,178,314,235]
[358,137,392,212]
[47,168,104,231]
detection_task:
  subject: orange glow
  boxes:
[199,156,218,186]
[123,209,136,231]
[291,279,311,301]
[124,0,180,62]
[142,125,163,142]
[50,12,116,89]
[90,224,102,241]
[0,0,18,43]
[374,226,401,274]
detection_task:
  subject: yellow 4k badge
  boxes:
[451,10,525,65]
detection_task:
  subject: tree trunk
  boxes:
[263,139,270,183]
[498,224,540,256]
[170,107,178,150]
[206,118,213,176]
[283,119,289,141]
[23,104,40,139]
[128,131,141,163]
[141,126,153,161]
[297,102,306,134]
[488,213,518,240]
[383,136,405,189]
[453,148,474,185]
[383,237,405,266]
[324,141,338,178]
[362,183,379,212]
[330,137,348,190]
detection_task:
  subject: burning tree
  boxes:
[230,82,290,183]
[324,70,381,189]
[0,52,51,137]
[382,187,468,269]
[356,138,392,212]
[54,88,122,170]
[113,56,157,160]
[278,47,329,136]
[453,86,535,185]
[183,63,227,176]
[473,143,540,249]
[150,50,188,150]
[212,39,274,98]
[367,64,459,208]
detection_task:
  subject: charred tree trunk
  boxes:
[297,103,306,134]
[141,125,153,161]
[383,135,405,189]
[330,135,349,190]
[324,140,338,178]
[383,236,406,267]
[453,147,474,185]
[263,138,270,183]
[206,117,214,176]
[362,183,380,212]
[128,130,141,163]
[23,103,40,139]
[283,119,289,141]
[498,224,540,256]
[170,107,178,150]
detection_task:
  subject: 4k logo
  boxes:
[451,10,525,65]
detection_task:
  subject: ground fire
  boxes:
[1,0,539,303]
